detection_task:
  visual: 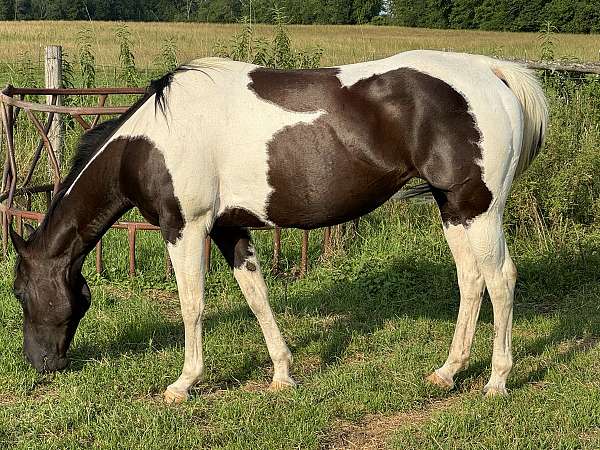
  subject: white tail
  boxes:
[491,61,549,177]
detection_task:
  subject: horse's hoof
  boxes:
[425,371,454,390]
[164,388,188,404]
[269,377,297,391]
[483,386,508,397]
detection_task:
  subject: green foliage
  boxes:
[7,54,40,88]
[115,24,138,87]
[14,0,31,19]
[1,0,383,24]
[389,0,600,33]
[538,21,558,61]
[77,28,96,88]
[0,0,14,19]
[448,0,478,29]
[506,75,600,231]
[215,9,323,69]
[159,36,179,73]
[61,52,76,89]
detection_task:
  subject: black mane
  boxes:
[60,118,120,190]
[151,65,212,114]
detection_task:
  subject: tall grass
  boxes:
[0,21,599,85]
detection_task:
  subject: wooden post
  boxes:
[128,225,136,277]
[204,236,212,273]
[44,46,63,176]
[95,239,103,274]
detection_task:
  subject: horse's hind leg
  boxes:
[163,219,209,404]
[427,223,486,389]
[465,212,517,396]
[211,227,295,390]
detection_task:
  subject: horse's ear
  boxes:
[9,225,27,254]
[23,223,37,239]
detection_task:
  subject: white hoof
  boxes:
[483,385,508,397]
[269,376,297,391]
[425,371,454,390]
[164,388,189,404]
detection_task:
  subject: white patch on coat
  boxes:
[165,217,209,398]
[66,58,325,227]
[336,50,525,210]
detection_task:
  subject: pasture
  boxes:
[0,21,599,449]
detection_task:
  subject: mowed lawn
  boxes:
[0,202,599,449]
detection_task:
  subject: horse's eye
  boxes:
[13,290,25,305]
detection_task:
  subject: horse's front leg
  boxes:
[211,226,295,390]
[163,220,208,404]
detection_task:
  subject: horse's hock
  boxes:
[0,85,345,277]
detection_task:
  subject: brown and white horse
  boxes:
[10,50,548,403]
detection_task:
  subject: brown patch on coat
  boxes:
[210,226,254,269]
[119,137,185,244]
[248,67,492,229]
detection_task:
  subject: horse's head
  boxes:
[10,226,91,372]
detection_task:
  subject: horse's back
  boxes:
[116,51,527,229]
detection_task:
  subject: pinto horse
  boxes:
[10,50,547,403]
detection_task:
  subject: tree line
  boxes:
[0,0,382,24]
[0,0,598,33]
[389,0,600,33]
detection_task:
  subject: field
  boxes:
[0,21,600,73]
[0,22,599,449]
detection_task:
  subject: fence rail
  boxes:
[521,59,600,75]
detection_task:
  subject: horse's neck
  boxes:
[37,156,132,263]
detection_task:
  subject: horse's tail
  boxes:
[489,60,549,178]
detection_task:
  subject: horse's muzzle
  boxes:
[24,349,69,373]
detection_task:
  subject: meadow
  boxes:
[0,20,600,74]
[0,21,599,449]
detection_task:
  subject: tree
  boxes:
[390,0,427,27]
[352,0,383,24]
[0,0,14,19]
[571,0,600,33]
[15,0,32,19]
[448,0,478,29]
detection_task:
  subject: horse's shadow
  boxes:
[69,240,600,392]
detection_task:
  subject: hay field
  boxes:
[0,20,599,69]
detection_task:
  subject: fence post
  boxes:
[44,46,63,175]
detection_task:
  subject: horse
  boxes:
[10,50,548,404]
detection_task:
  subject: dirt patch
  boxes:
[557,336,599,355]
[326,397,458,449]
[0,393,17,406]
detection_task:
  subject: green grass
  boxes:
[0,201,599,448]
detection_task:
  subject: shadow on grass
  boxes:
[68,237,600,390]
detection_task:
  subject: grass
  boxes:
[0,203,598,448]
[0,20,599,450]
